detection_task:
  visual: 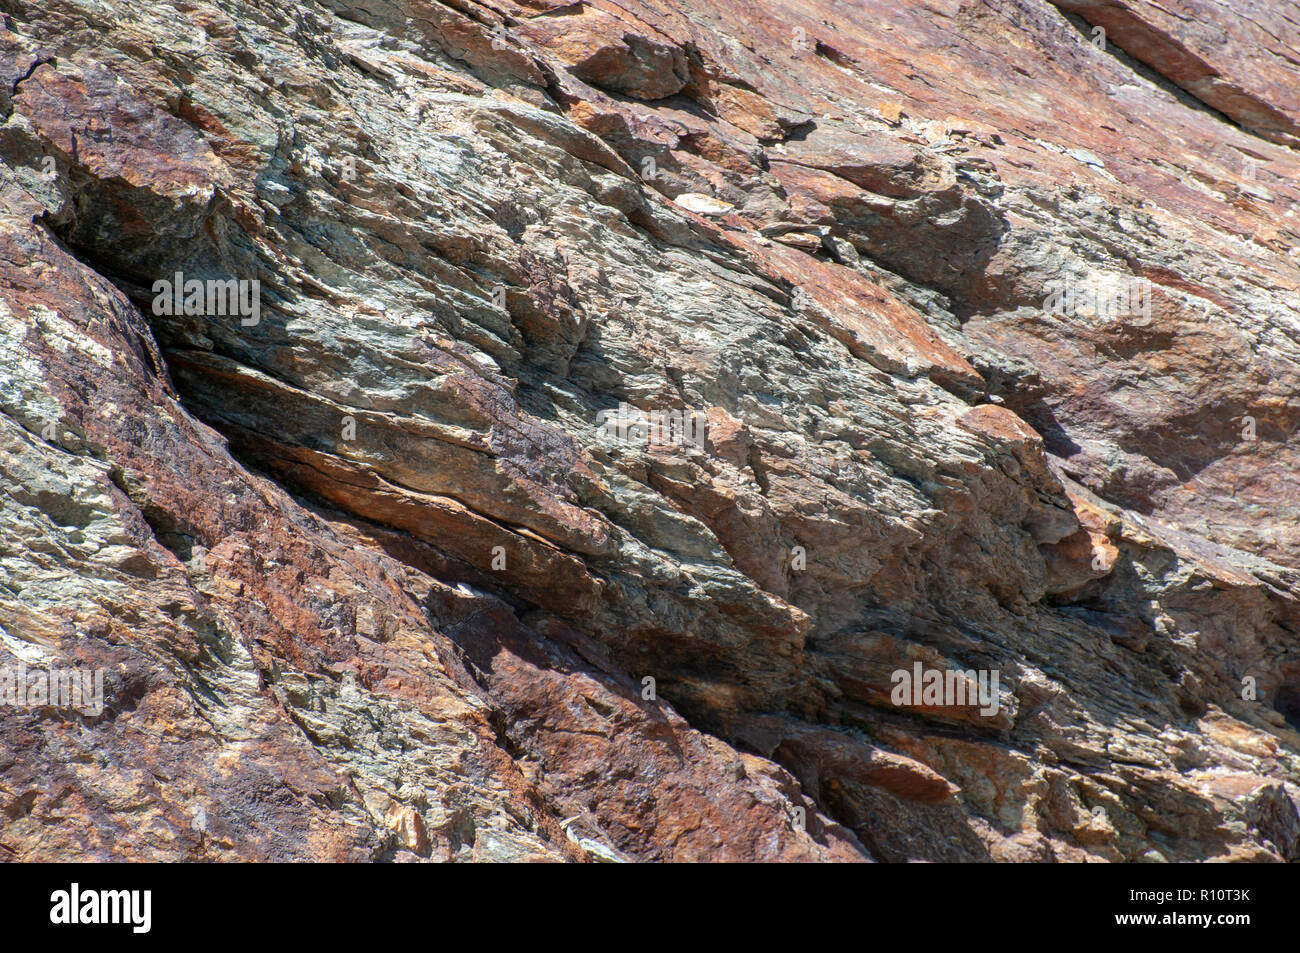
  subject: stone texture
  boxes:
[1049,0,1300,147]
[1,0,1298,862]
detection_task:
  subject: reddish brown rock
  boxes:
[1050,0,1300,147]
[2,0,1299,864]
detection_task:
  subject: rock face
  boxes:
[0,0,1298,862]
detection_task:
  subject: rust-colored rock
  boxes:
[2,0,1299,863]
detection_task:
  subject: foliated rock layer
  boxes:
[1,0,1298,861]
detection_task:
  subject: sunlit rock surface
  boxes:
[1,0,1298,862]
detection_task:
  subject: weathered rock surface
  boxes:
[1050,0,1300,148]
[1,0,1298,862]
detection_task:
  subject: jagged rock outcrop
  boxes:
[1,0,1298,862]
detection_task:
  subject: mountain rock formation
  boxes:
[1,0,1298,861]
